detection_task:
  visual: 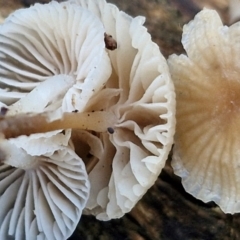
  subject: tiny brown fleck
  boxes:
[104,33,117,50]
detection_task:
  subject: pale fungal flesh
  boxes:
[0,1,111,111]
[69,0,176,220]
[168,9,240,214]
[0,134,89,240]
[0,1,176,237]
[0,1,109,239]
[229,0,240,24]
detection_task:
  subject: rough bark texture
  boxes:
[69,161,240,240]
[1,1,238,240]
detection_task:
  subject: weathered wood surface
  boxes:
[71,162,240,240]
[1,1,239,239]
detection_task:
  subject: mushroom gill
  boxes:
[68,0,176,220]
[0,134,89,240]
[0,1,111,112]
[0,0,176,226]
[229,0,240,24]
[0,1,113,238]
[168,9,240,214]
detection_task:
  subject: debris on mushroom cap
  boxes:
[104,33,117,50]
[168,9,240,214]
[69,0,176,220]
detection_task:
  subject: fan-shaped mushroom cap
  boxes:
[69,0,176,220]
[0,1,111,112]
[168,9,240,214]
[0,132,89,240]
[0,0,175,226]
[0,1,112,238]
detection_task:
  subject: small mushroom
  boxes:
[0,1,110,238]
[168,9,240,214]
[69,0,176,220]
[0,134,89,240]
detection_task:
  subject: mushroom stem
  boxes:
[0,111,117,139]
[85,157,99,174]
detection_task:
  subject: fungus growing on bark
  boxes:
[168,9,240,214]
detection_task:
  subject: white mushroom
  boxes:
[0,1,111,112]
[0,0,175,229]
[0,1,112,239]
[67,0,176,220]
[0,133,89,240]
[168,9,240,214]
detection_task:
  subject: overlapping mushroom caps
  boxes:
[67,0,175,220]
[0,1,109,239]
[168,9,240,214]
[0,2,175,238]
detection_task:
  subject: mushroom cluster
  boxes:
[168,9,240,214]
[0,0,175,239]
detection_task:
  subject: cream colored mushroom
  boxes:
[0,1,111,112]
[168,9,240,214]
[66,0,176,220]
[0,0,175,229]
[0,1,111,239]
[0,131,89,240]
